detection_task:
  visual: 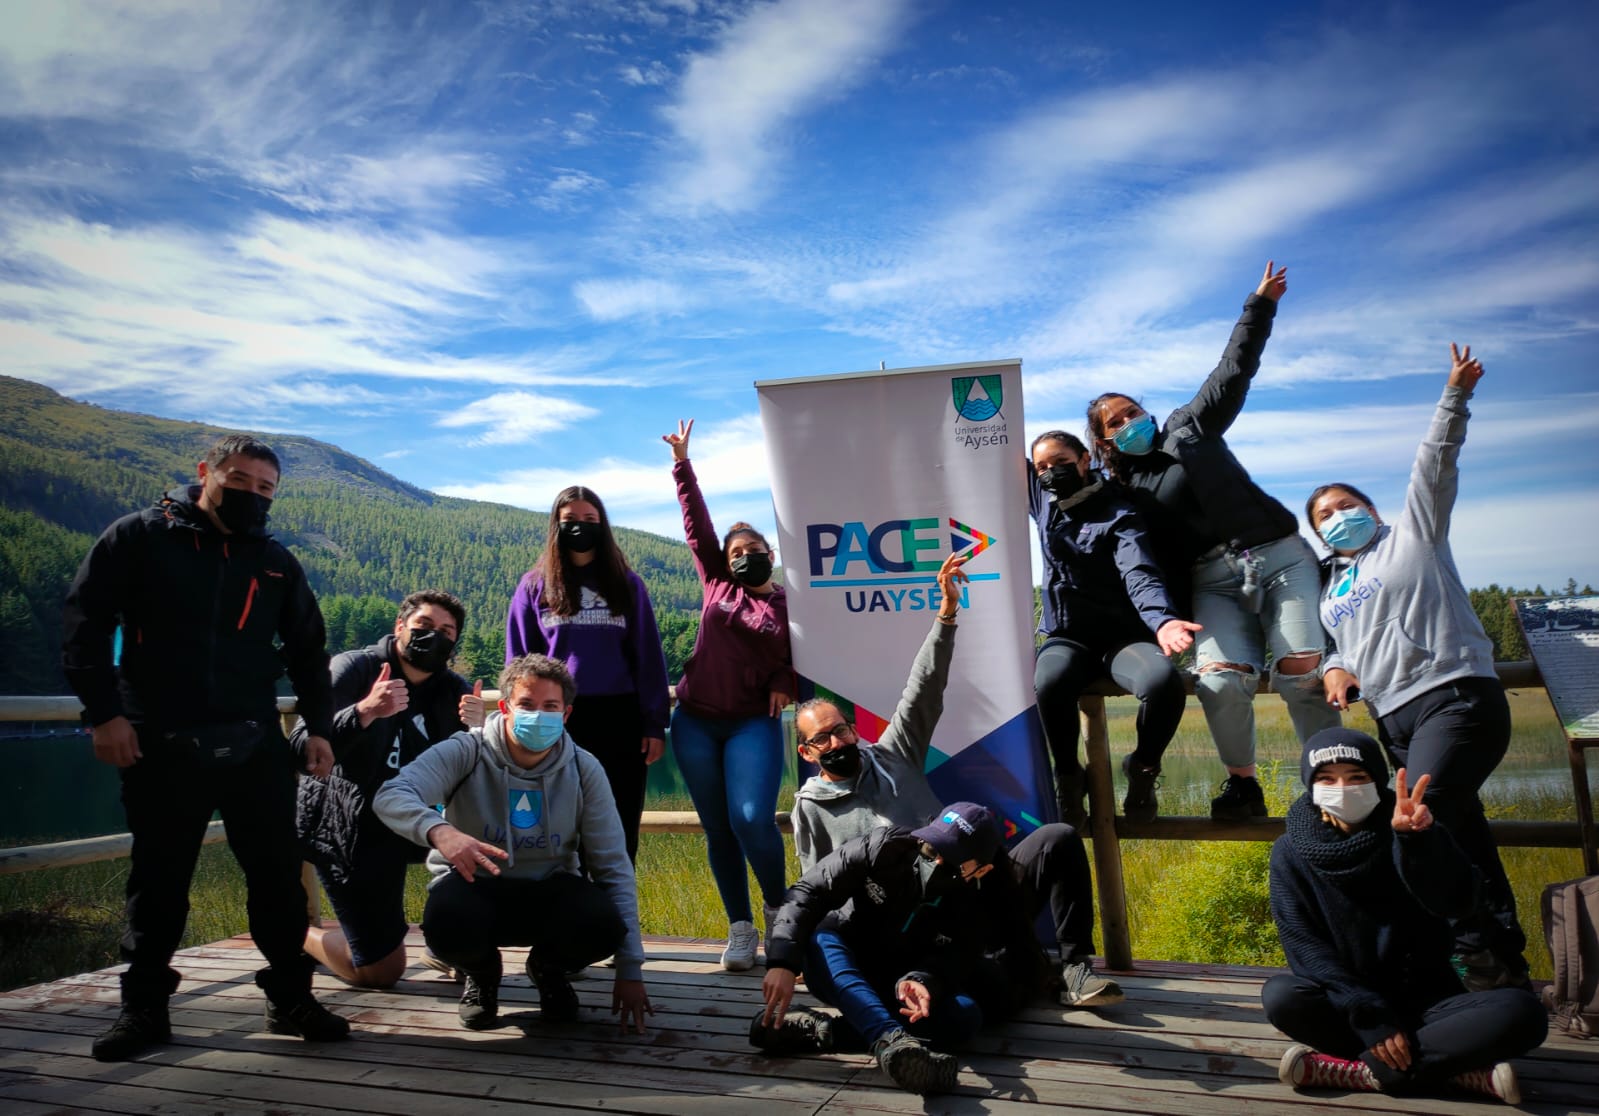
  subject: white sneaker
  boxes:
[722,920,759,972]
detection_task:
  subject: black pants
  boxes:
[1262,974,1546,1091]
[1034,637,1185,781]
[421,870,626,978]
[1376,677,1526,967]
[119,726,308,1005]
[1009,824,1097,961]
[566,693,646,862]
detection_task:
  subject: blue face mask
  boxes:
[1112,413,1157,456]
[1319,507,1378,552]
[508,709,564,752]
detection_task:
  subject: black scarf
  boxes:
[1283,791,1395,882]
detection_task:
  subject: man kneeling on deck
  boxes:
[789,551,1121,1009]
[373,653,652,1032]
[758,804,1034,1094]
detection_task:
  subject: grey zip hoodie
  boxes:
[1319,385,1496,717]
[373,710,644,981]
[791,618,954,870]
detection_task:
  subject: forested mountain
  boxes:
[0,376,703,693]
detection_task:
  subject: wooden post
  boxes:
[1078,694,1132,971]
[1571,740,1599,877]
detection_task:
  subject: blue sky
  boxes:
[1,0,1595,590]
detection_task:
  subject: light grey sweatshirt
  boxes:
[791,618,954,871]
[373,710,644,981]
[1319,385,1497,717]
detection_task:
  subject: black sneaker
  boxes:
[1210,774,1267,822]
[749,1007,838,1055]
[871,1028,959,1094]
[91,1003,171,1062]
[1059,958,1126,1009]
[1056,767,1087,829]
[1120,754,1160,823]
[528,958,581,1023]
[459,967,501,1030]
[264,995,352,1041]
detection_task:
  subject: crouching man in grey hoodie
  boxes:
[374,653,652,1033]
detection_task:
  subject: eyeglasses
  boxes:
[801,722,859,749]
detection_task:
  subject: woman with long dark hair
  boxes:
[505,486,670,861]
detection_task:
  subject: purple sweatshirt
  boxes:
[672,459,795,720]
[505,565,671,736]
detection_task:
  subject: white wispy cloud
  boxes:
[436,391,601,446]
[574,277,694,321]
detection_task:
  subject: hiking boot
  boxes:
[1120,754,1160,823]
[528,957,580,1023]
[1452,1062,1521,1105]
[1059,958,1126,1009]
[1455,948,1533,993]
[1278,1044,1379,1092]
[91,1003,171,1062]
[255,964,350,1042]
[420,948,463,982]
[459,959,502,1030]
[722,920,759,972]
[872,1028,959,1094]
[1056,767,1087,829]
[748,1007,838,1055]
[1211,774,1268,822]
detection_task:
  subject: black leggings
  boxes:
[565,692,646,862]
[1034,637,1185,777]
[422,870,625,978]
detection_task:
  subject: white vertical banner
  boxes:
[757,360,1053,836]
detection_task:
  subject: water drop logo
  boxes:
[951,375,1003,422]
[509,789,543,830]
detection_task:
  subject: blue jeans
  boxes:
[670,707,787,923]
[805,928,985,1050]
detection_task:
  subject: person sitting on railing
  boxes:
[1265,727,1546,1104]
[789,552,1121,1011]
[1306,345,1529,990]
[61,433,349,1062]
[372,653,651,1034]
[1027,430,1198,826]
[290,589,486,989]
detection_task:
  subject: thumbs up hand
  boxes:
[459,679,486,728]
[356,660,410,728]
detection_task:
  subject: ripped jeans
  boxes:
[1191,533,1340,769]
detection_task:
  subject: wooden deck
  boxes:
[1,933,1594,1115]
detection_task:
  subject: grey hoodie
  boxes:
[1319,385,1496,718]
[791,618,954,871]
[373,709,644,981]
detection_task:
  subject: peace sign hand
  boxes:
[1391,767,1433,833]
[1447,343,1484,392]
[662,418,694,461]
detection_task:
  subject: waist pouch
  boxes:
[159,720,268,769]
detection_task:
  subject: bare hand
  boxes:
[1256,259,1287,301]
[1448,342,1484,392]
[612,977,653,1034]
[896,979,933,1024]
[1392,768,1433,833]
[642,736,665,764]
[662,418,694,461]
[303,734,334,777]
[762,967,797,1027]
[357,662,409,728]
[936,551,971,619]
[91,715,142,768]
[458,680,486,728]
[1323,667,1361,711]
[429,824,508,882]
[1368,1030,1412,1072]
[768,690,791,718]
[1156,619,1202,656]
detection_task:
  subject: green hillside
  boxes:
[0,376,702,694]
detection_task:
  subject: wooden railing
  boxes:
[3,661,1580,971]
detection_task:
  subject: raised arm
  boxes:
[874,553,966,767]
[664,419,729,584]
[1401,343,1481,545]
[1174,261,1285,437]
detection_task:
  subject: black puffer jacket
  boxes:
[62,487,333,737]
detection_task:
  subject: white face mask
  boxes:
[1312,781,1382,825]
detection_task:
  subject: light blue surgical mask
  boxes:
[1319,507,1378,553]
[509,709,564,752]
[1112,413,1157,456]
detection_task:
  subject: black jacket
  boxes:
[1269,793,1476,1048]
[291,634,470,805]
[61,487,333,737]
[767,827,1041,1005]
[1028,474,1182,644]
[1113,294,1299,575]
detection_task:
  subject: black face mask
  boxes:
[400,627,455,673]
[559,520,602,554]
[1037,464,1088,501]
[215,485,272,534]
[730,552,773,587]
[815,743,862,778]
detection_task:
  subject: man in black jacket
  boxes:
[62,433,349,1061]
[291,589,484,987]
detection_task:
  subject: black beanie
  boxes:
[1301,727,1389,787]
